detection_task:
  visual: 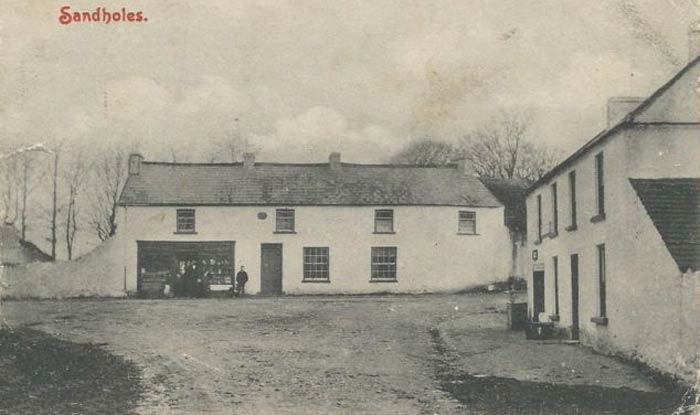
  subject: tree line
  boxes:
[390,112,561,181]
[0,133,251,261]
[0,112,559,261]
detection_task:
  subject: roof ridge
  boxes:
[626,55,700,122]
[527,56,700,195]
[142,161,461,169]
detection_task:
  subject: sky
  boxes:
[1,0,699,163]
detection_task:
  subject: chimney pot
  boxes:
[607,97,645,127]
[329,152,341,170]
[453,157,471,175]
[243,153,255,169]
[128,153,143,175]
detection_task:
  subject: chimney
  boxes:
[607,97,645,127]
[329,152,341,170]
[453,157,473,175]
[689,21,700,61]
[243,152,255,169]
[128,153,143,175]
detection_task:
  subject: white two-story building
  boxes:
[117,153,513,296]
[524,54,700,383]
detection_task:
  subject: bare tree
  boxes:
[208,132,250,163]
[460,112,560,181]
[19,155,32,241]
[91,149,127,241]
[64,154,84,260]
[49,150,59,260]
[389,138,460,166]
[1,157,20,225]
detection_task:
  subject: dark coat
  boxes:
[236,270,249,285]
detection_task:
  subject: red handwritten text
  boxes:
[59,6,148,25]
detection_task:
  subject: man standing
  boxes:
[235,266,249,297]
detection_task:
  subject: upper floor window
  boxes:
[276,209,295,233]
[374,209,394,233]
[536,194,543,241]
[303,247,329,281]
[176,209,196,233]
[568,170,577,230]
[371,247,397,281]
[458,211,477,234]
[593,152,605,220]
[551,182,558,236]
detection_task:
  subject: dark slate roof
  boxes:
[118,162,502,207]
[479,178,531,232]
[0,225,52,265]
[527,55,700,195]
[630,178,700,272]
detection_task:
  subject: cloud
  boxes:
[251,106,403,163]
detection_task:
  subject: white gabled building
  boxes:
[117,153,514,296]
[524,55,700,384]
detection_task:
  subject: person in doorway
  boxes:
[235,266,249,297]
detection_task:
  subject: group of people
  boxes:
[171,264,248,298]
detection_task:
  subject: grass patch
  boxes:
[0,326,142,415]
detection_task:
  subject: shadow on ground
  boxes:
[429,327,685,415]
[0,326,142,415]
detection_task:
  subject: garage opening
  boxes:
[137,241,235,298]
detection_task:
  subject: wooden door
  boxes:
[571,254,580,340]
[532,270,545,322]
[260,243,283,295]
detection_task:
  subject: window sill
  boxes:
[369,279,398,283]
[591,316,608,326]
[373,231,396,235]
[549,314,560,322]
[174,231,197,235]
[274,231,297,234]
[302,279,330,283]
[590,213,606,223]
[565,224,577,232]
[548,231,559,239]
[533,238,542,246]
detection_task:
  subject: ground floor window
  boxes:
[597,244,607,317]
[371,247,397,281]
[303,247,330,281]
[553,256,559,316]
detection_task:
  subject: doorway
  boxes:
[532,270,545,322]
[260,243,283,295]
[571,253,580,341]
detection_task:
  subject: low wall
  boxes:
[0,238,125,299]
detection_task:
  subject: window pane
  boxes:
[276,209,295,232]
[371,247,397,280]
[458,211,476,234]
[596,153,605,215]
[598,244,606,317]
[374,210,394,233]
[569,171,577,227]
[303,247,329,280]
[177,209,196,232]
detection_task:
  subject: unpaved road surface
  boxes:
[2,294,682,414]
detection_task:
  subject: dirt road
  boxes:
[2,294,681,414]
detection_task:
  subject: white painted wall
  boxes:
[524,124,700,384]
[118,205,511,294]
